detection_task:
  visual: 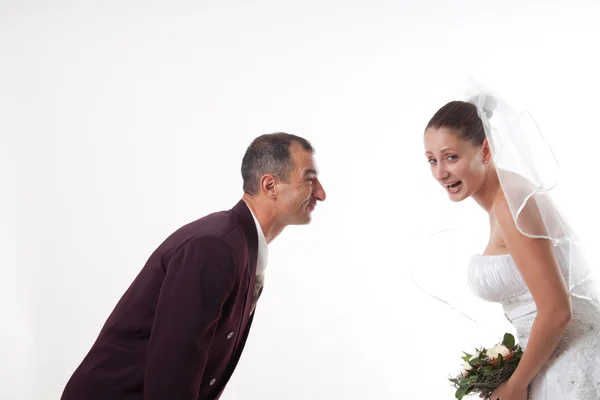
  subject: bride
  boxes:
[421,80,600,399]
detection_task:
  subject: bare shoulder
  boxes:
[491,196,513,228]
[492,191,564,284]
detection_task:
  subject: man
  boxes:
[61,132,326,400]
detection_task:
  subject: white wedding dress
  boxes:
[467,241,600,399]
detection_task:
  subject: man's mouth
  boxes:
[444,181,462,193]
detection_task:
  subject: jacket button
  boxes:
[209,378,216,386]
[227,331,234,339]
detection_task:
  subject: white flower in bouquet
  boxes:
[486,344,511,360]
[460,353,479,375]
[460,363,471,376]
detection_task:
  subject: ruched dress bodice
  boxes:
[467,244,600,399]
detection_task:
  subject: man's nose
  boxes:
[312,179,326,201]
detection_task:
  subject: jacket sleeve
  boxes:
[144,235,236,400]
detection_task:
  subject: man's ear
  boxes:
[260,174,277,199]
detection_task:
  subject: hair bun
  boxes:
[467,93,497,119]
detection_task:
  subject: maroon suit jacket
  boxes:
[61,200,261,400]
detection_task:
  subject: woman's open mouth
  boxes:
[445,181,462,193]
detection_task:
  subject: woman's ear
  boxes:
[482,139,492,164]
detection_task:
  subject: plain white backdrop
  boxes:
[2,0,600,398]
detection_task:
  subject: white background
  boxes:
[2,0,600,398]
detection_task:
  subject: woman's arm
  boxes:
[494,199,571,392]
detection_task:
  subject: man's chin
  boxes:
[291,213,312,225]
[297,216,312,225]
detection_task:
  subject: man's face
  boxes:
[274,144,326,225]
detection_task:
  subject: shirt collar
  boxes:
[247,204,268,276]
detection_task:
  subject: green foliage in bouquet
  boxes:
[449,333,523,399]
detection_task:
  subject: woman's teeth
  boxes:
[446,181,462,193]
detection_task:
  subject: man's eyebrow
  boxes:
[304,168,318,176]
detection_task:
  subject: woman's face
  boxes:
[424,126,490,202]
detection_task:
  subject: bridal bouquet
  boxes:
[450,333,523,399]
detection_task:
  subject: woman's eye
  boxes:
[447,155,457,161]
[428,158,436,164]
